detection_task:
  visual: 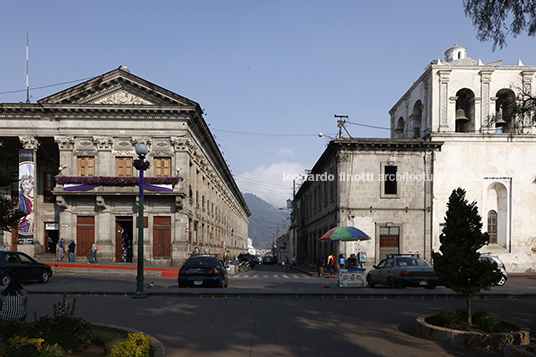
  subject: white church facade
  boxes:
[293,45,536,273]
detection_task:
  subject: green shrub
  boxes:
[473,310,504,332]
[427,308,466,328]
[428,308,504,332]
[110,332,153,357]
[0,321,25,340]
[27,315,93,354]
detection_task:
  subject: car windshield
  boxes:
[396,257,430,267]
[185,257,219,267]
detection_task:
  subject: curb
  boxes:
[27,290,536,300]
[416,316,530,351]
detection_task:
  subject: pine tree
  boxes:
[432,188,502,325]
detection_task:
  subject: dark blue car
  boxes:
[178,256,228,288]
[0,250,53,285]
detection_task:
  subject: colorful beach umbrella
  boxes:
[320,226,371,242]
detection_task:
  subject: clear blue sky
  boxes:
[1,1,535,208]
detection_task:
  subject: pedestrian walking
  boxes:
[283,256,290,271]
[327,254,336,275]
[68,239,76,262]
[316,254,325,277]
[0,279,28,322]
[57,238,65,261]
[87,241,99,264]
[292,254,296,267]
[192,246,199,255]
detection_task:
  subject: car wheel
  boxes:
[387,277,396,289]
[366,275,375,288]
[224,277,228,288]
[497,274,507,286]
[1,273,11,286]
[39,271,50,283]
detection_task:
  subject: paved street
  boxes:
[27,294,535,357]
[16,263,536,356]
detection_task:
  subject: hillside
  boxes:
[242,192,289,249]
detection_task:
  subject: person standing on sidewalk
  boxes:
[327,254,336,275]
[316,254,325,277]
[87,241,99,264]
[68,240,76,262]
[57,238,65,261]
[0,279,28,322]
[292,254,296,267]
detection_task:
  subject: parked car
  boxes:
[0,250,53,285]
[366,254,438,289]
[262,255,274,265]
[237,253,257,268]
[480,254,508,286]
[178,255,228,288]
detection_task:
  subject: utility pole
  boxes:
[334,114,352,138]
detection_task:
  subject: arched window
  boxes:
[487,210,498,244]
[395,117,405,138]
[495,89,516,132]
[455,88,475,132]
[411,101,422,138]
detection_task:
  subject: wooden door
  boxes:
[77,216,94,257]
[11,229,18,251]
[379,226,400,259]
[153,216,171,257]
[115,217,133,262]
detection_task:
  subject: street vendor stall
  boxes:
[320,226,371,288]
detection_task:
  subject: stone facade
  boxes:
[293,46,536,272]
[293,139,442,267]
[0,67,250,265]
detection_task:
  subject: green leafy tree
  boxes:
[464,0,536,51]
[0,149,25,232]
[432,188,502,325]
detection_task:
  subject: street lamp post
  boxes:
[133,143,149,299]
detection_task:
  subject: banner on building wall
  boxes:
[18,149,35,244]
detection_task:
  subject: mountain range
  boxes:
[242,192,290,249]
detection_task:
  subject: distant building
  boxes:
[0,67,250,265]
[292,46,536,272]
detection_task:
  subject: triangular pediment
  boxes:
[38,67,198,107]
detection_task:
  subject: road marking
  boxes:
[282,275,289,278]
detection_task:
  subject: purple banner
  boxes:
[63,184,102,191]
[18,149,35,244]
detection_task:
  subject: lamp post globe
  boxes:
[135,143,149,157]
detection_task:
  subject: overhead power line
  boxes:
[0,77,94,96]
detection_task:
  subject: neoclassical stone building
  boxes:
[293,46,536,272]
[0,67,250,265]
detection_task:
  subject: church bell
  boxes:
[494,112,507,127]
[455,109,469,124]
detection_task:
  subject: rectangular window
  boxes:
[488,210,497,244]
[78,157,95,177]
[154,157,171,177]
[384,165,397,195]
[116,157,133,177]
[43,172,56,203]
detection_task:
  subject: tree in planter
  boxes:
[432,188,502,325]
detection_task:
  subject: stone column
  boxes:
[17,136,41,255]
[438,70,451,131]
[480,70,494,132]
